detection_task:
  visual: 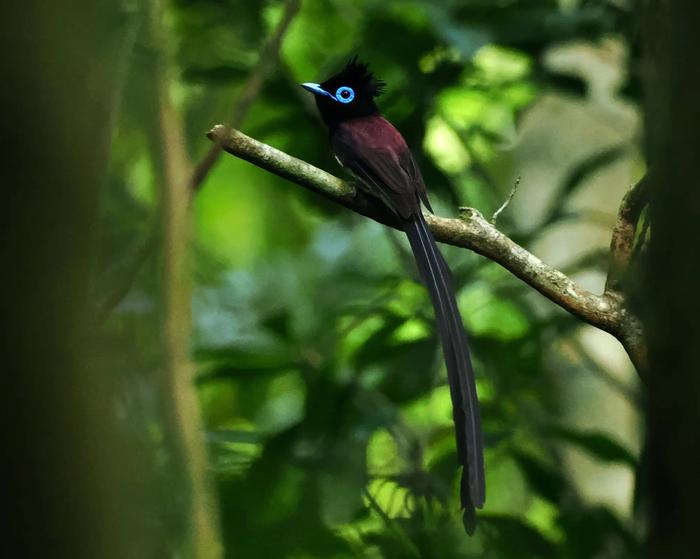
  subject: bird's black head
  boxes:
[301,57,385,129]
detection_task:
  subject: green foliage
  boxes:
[97,0,642,556]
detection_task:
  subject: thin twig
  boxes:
[96,0,300,321]
[206,125,648,374]
[491,176,521,224]
[187,0,301,193]
[569,338,640,405]
[94,232,158,324]
[363,488,421,558]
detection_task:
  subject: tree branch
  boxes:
[206,125,647,374]
[605,175,649,294]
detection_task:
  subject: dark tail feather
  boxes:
[403,213,485,524]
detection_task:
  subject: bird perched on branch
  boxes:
[301,57,485,532]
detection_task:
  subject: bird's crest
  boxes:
[322,56,386,98]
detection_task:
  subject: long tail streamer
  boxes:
[403,213,485,532]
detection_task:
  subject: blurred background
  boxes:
[4,1,656,558]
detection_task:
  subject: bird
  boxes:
[301,57,485,532]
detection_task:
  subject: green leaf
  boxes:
[194,346,301,383]
[460,284,530,341]
[512,450,569,504]
[552,426,637,467]
[559,506,639,559]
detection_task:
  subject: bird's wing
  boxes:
[332,128,427,219]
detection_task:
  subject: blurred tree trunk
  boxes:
[148,0,223,557]
[641,1,700,557]
[0,1,139,557]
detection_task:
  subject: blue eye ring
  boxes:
[335,86,355,104]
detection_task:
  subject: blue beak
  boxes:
[301,82,334,99]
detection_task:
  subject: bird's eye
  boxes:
[335,86,355,104]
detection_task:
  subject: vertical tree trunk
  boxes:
[149,1,223,557]
[642,1,700,557]
[1,2,139,557]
